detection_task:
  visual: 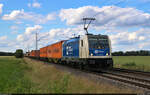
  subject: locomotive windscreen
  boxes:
[88,36,109,49]
[88,35,110,56]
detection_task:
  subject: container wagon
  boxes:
[39,41,64,62]
[47,41,64,63]
[40,46,48,59]
[29,50,40,58]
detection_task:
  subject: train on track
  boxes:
[25,18,113,71]
[26,33,113,71]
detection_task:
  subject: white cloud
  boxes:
[32,2,41,8]
[0,36,7,41]
[128,32,137,40]
[138,36,145,41]
[10,25,19,30]
[15,21,23,24]
[25,25,42,35]
[10,25,19,34]
[17,34,24,42]
[138,42,150,49]
[0,4,3,15]
[27,3,31,7]
[2,9,56,24]
[109,28,150,51]
[46,13,56,21]
[28,2,41,8]
[11,31,18,34]
[2,9,26,20]
[59,6,150,27]
[14,25,43,52]
[14,26,85,52]
[48,27,84,39]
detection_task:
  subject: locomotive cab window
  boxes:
[81,40,83,47]
[88,37,109,49]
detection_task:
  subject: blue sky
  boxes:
[0,0,150,52]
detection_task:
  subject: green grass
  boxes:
[0,56,33,93]
[24,57,140,93]
[0,56,142,93]
[113,56,150,72]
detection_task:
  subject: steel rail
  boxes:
[113,68,150,77]
[99,73,150,90]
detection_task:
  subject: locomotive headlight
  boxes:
[106,53,108,56]
[90,53,93,56]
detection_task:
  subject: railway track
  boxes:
[51,62,150,91]
[113,68,150,77]
[80,66,150,91]
[100,71,150,90]
[86,68,150,91]
[81,70,150,91]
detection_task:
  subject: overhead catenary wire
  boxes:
[82,0,128,34]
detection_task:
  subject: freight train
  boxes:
[27,33,113,71]
[26,18,113,70]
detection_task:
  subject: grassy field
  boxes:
[0,56,32,93]
[113,56,150,72]
[0,56,141,94]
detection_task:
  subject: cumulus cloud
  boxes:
[2,10,24,20]
[25,25,42,35]
[48,27,84,39]
[14,25,43,51]
[15,26,85,52]
[0,36,16,51]
[0,3,3,15]
[109,28,150,51]
[59,6,150,27]
[138,36,145,41]
[2,9,56,24]
[28,2,41,8]
[46,13,56,21]
[10,25,19,30]
[2,5,150,52]
[0,36,7,41]
[10,25,19,34]
[16,25,42,45]
[14,24,150,52]
[17,34,24,42]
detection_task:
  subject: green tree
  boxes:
[15,49,24,58]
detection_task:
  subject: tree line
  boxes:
[0,52,14,56]
[0,49,24,58]
[112,50,150,56]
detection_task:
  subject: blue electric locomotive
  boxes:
[61,34,113,70]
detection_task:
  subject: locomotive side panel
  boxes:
[62,37,79,58]
[79,35,89,58]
